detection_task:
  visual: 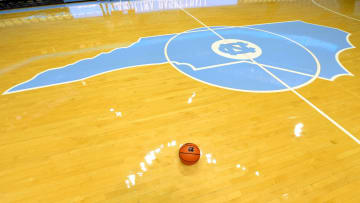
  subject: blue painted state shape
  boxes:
[3,21,353,94]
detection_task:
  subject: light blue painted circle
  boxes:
[165,27,320,92]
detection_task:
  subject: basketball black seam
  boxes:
[179,152,201,155]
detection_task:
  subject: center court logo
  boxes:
[2,21,354,95]
[211,39,262,60]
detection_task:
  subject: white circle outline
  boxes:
[211,39,262,60]
[164,26,321,93]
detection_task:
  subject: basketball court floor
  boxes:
[0,0,360,202]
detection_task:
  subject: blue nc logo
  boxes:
[3,21,354,94]
[217,41,257,56]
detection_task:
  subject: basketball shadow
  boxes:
[177,156,203,176]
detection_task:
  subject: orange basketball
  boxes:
[179,143,200,165]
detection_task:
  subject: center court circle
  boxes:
[164,26,320,93]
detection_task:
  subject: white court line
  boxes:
[253,62,360,144]
[175,1,360,144]
[183,59,316,78]
[178,6,225,40]
[261,64,315,78]
[312,0,360,22]
[173,60,250,71]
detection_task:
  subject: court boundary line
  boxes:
[175,2,360,144]
[312,0,360,22]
